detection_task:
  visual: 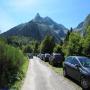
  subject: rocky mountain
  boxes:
[75,14,90,35]
[1,13,68,42]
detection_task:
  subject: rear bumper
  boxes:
[54,59,62,64]
[45,57,49,61]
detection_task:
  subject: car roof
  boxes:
[67,56,88,59]
[53,53,61,55]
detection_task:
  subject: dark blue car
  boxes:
[63,56,90,89]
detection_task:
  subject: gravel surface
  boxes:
[22,56,82,90]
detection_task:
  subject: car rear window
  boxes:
[45,54,50,57]
[54,55,61,58]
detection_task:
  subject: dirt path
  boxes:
[22,56,82,90]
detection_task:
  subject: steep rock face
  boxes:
[75,14,90,35]
[1,13,68,42]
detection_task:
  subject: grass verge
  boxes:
[10,58,29,90]
[43,61,63,75]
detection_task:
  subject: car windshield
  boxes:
[79,57,90,67]
[45,54,50,57]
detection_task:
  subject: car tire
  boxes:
[63,68,67,77]
[81,77,89,89]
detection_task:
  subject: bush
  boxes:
[0,40,28,89]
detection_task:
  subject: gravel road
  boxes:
[22,56,82,90]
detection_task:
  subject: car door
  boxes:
[69,57,81,81]
[64,57,73,76]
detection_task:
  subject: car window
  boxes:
[65,57,73,62]
[70,58,79,65]
[66,57,79,65]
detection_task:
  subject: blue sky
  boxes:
[0,0,90,32]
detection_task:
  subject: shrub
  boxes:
[0,40,28,89]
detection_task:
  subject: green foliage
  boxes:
[64,28,73,43]
[0,39,28,89]
[7,36,33,49]
[67,32,81,55]
[53,45,62,53]
[33,41,39,53]
[66,32,82,56]
[64,30,70,42]
[23,44,33,53]
[10,57,29,90]
[40,35,55,54]
[53,44,64,60]
[63,25,90,57]
[83,26,90,56]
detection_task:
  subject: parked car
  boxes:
[40,54,45,60]
[49,53,63,66]
[27,53,33,59]
[37,54,41,58]
[37,53,45,60]
[44,53,51,62]
[63,56,90,89]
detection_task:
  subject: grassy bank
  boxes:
[10,58,29,90]
[43,62,63,75]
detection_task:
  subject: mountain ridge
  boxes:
[0,13,68,42]
[75,14,90,35]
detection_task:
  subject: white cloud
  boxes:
[0,8,16,33]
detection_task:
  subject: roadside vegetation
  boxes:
[14,25,90,59]
[37,26,90,75]
[45,62,63,75]
[63,26,90,57]
[0,38,29,90]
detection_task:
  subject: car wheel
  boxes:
[63,68,67,77]
[81,77,89,89]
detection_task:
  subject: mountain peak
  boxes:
[34,13,42,19]
[35,13,41,18]
[33,13,43,22]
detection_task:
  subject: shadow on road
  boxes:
[66,76,90,90]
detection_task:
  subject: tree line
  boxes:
[22,26,90,58]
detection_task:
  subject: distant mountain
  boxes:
[1,13,68,42]
[75,14,90,35]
